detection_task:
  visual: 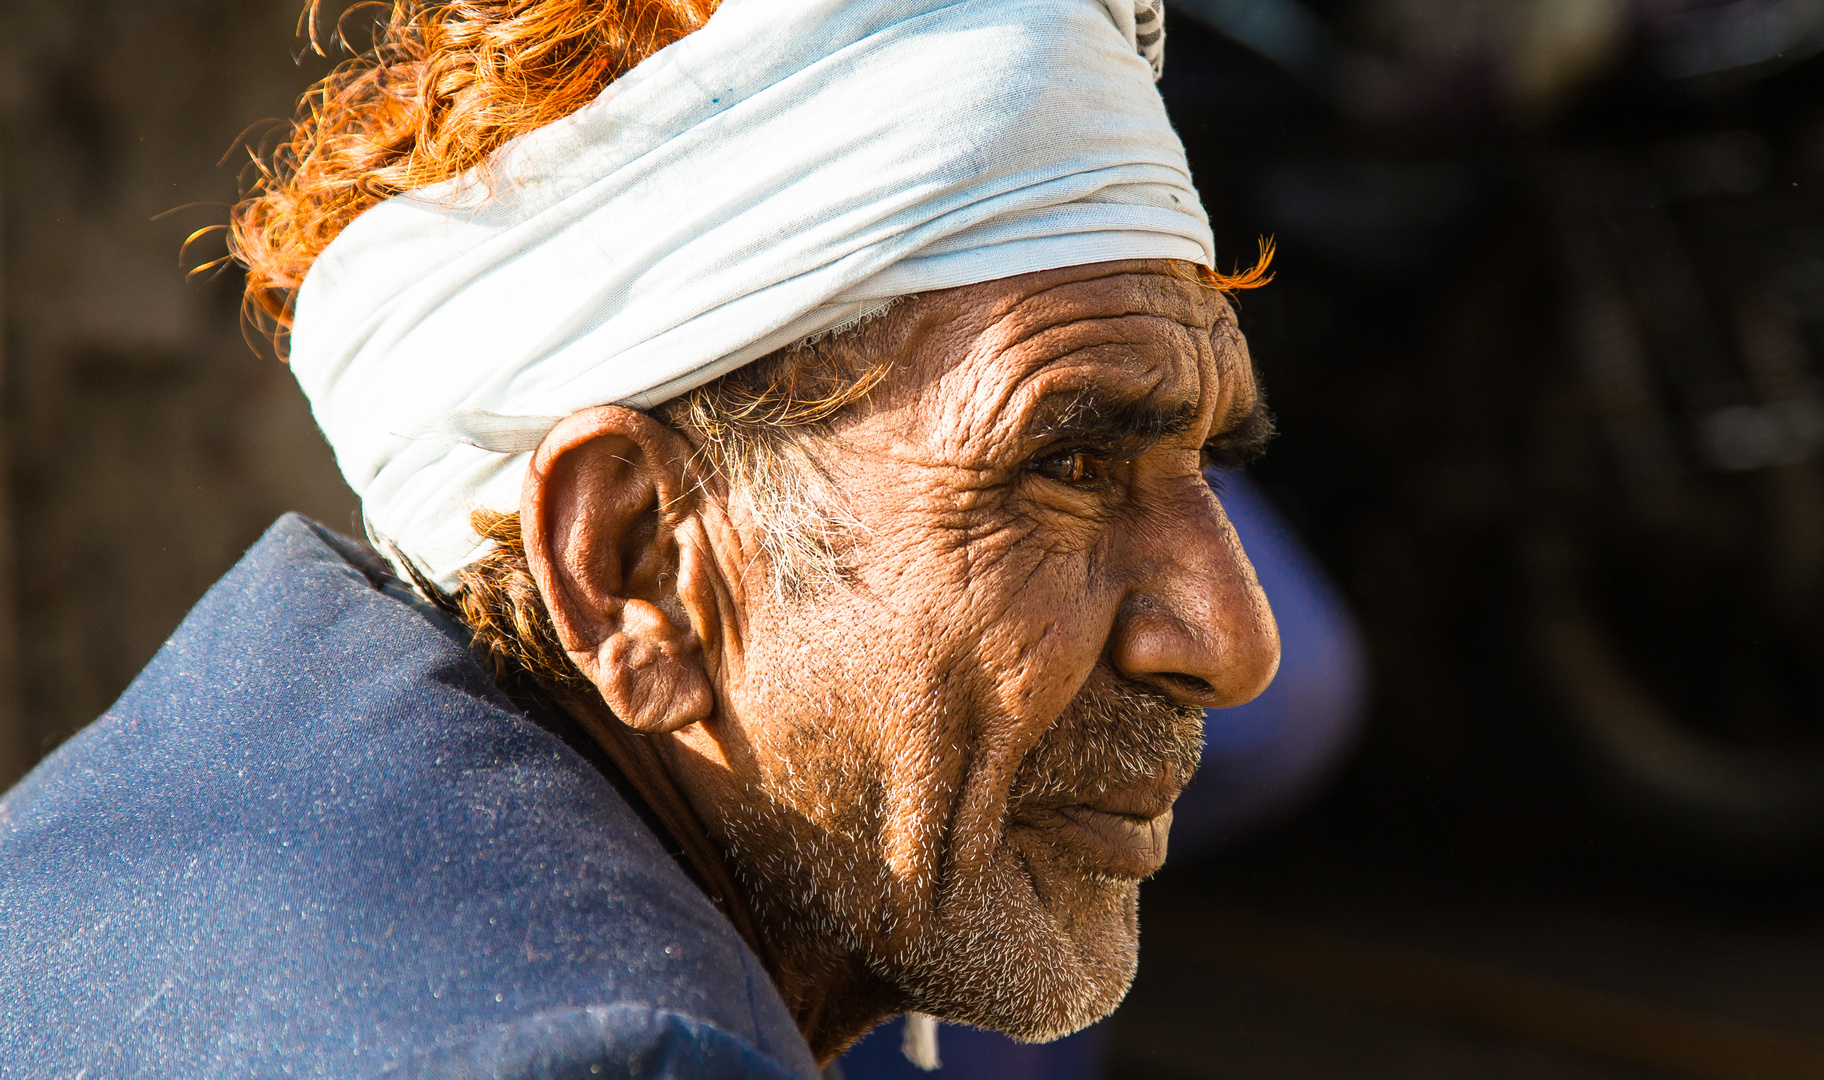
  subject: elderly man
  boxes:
[0,0,1278,1075]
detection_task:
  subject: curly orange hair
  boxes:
[229,0,718,345]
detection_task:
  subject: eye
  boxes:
[1030,449,1100,485]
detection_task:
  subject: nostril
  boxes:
[1154,672,1214,700]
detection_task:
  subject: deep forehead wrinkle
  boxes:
[981,274,1220,358]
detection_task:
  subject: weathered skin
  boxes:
[517,259,1281,1063]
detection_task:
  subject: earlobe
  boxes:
[594,599,716,733]
[519,406,718,735]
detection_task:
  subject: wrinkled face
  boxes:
[673,261,1279,1039]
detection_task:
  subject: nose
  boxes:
[1109,479,1280,708]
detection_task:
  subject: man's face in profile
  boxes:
[664,260,1279,1039]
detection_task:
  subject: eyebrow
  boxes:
[1028,389,1201,459]
[1205,399,1276,467]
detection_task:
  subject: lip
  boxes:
[1015,777,1180,879]
[1049,804,1173,878]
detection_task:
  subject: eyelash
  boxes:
[1029,446,1109,486]
[1030,440,1248,490]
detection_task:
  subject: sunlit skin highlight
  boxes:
[518,259,1280,1062]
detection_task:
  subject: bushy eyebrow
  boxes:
[1028,389,1201,459]
[1204,399,1276,468]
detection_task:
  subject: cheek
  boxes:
[954,525,1116,719]
[716,570,999,905]
[972,556,1109,731]
[852,509,1118,799]
[729,561,980,804]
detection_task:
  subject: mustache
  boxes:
[1007,676,1205,813]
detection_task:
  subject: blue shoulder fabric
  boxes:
[389,1005,797,1080]
[0,515,817,1080]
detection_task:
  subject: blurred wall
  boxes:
[0,0,359,785]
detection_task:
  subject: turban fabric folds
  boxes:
[289,0,1212,588]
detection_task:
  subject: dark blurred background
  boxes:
[6,0,1824,1077]
[0,0,359,786]
[1121,1,1824,1076]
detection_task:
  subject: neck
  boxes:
[552,688,902,1063]
[744,903,907,1061]
[779,956,905,1062]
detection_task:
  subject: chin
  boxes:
[890,840,1144,1042]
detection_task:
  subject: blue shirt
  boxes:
[0,514,820,1079]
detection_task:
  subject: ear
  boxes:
[519,405,716,734]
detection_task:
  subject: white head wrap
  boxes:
[290,0,1209,589]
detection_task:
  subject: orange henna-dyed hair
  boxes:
[229,0,719,347]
